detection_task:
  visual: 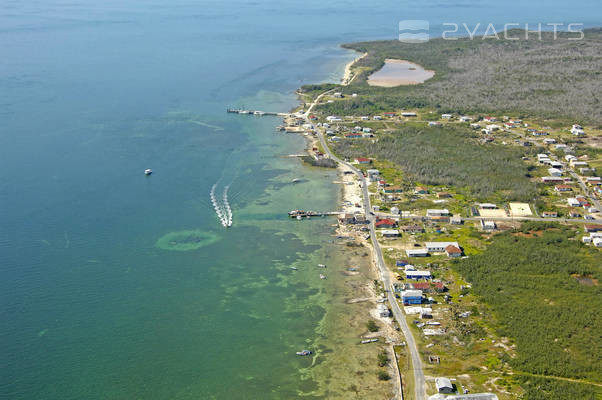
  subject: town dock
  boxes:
[227,108,290,117]
[288,210,341,218]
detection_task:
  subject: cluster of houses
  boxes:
[582,224,602,247]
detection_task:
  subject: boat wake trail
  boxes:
[210,183,233,228]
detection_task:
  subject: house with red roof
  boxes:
[375,218,397,229]
[355,157,372,164]
[445,245,463,258]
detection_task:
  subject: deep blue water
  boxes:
[1,0,600,398]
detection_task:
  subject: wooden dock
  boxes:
[288,210,341,218]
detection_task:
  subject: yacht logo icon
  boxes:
[399,20,430,43]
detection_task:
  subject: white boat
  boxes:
[319,274,326,279]
[290,266,298,270]
[144,169,152,175]
[318,264,326,268]
[292,178,301,183]
[296,350,312,356]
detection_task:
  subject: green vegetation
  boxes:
[452,224,602,388]
[377,350,389,367]
[366,320,379,332]
[377,371,391,381]
[303,29,602,125]
[301,155,337,168]
[155,229,220,251]
[333,125,536,200]
[511,375,602,400]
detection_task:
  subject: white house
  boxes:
[567,198,581,207]
[571,124,585,136]
[425,241,460,252]
[426,209,450,217]
[548,168,563,177]
[381,230,400,238]
[459,116,472,122]
[406,249,428,257]
[543,138,557,144]
[441,114,452,119]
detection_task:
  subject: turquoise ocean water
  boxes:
[1,1,600,398]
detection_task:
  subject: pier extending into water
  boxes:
[288,210,341,219]
[227,108,290,117]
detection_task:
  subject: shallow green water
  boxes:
[2,0,599,398]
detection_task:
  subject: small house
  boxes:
[426,209,450,217]
[401,290,423,305]
[445,245,463,257]
[406,249,428,257]
[415,186,428,194]
[381,230,400,238]
[355,157,372,164]
[426,241,459,252]
[400,225,425,233]
[435,377,454,394]
[405,270,432,280]
[375,219,397,229]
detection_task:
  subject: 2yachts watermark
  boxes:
[399,21,585,43]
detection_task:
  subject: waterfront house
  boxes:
[484,116,498,122]
[401,290,423,305]
[384,112,396,118]
[375,219,397,228]
[401,112,417,117]
[373,115,383,120]
[339,213,355,224]
[459,116,472,122]
[355,157,372,164]
[441,113,452,119]
[377,303,391,317]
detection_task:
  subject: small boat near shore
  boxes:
[296,350,312,356]
[360,338,379,344]
[318,264,326,268]
[290,266,298,271]
[319,274,326,279]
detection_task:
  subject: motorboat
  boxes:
[144,169,152,175]
[296,350,312,356]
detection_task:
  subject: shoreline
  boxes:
[284,51,403,399]
[341,52,367,85]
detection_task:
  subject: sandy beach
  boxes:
[341,52,367,85]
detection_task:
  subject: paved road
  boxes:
[315,130,426,400]
[374,212,602,224]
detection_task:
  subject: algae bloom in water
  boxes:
[155,229,220,251]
